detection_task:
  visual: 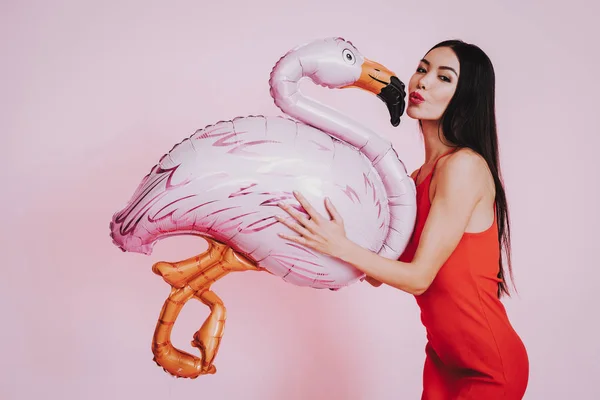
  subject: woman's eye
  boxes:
[416,67,426,73]
[439,76,450,82]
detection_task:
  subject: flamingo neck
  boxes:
[268,55,391,162]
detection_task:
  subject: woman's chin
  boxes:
[406,107,440,122]
[406,106,421,120]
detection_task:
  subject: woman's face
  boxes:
[406,46,460,121]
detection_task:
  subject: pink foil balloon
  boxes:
[110,37,416,290]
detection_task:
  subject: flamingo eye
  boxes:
[342,49,356,65]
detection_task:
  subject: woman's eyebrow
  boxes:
[421,58,458,76]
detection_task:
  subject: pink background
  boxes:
[2,0,598,399]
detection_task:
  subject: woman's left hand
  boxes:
[276,191,352,259]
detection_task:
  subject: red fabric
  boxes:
[399,151,529,399]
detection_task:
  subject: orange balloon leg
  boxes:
[150,239,262,378]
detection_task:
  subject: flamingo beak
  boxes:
[342,58,406,127]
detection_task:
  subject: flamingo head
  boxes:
[293,37,406,127]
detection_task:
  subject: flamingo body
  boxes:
[110,115,393,289]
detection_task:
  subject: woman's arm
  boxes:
[277,150,487,295]
[339,151,486,294]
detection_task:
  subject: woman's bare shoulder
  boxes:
[439,148,488,176]
[434,148,492,196]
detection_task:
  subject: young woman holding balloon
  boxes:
[277,40,530,399]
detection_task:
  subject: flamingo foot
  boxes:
[190,289,226,374]
[152,286,208,378]
[151,242,263,378]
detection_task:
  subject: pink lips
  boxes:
[409,91,424,105]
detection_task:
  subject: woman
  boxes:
[276,40,529,399]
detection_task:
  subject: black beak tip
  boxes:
[377,75,407,127]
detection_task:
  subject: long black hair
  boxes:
[422,40,514,298]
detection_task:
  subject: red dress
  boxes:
[399,151,529,399]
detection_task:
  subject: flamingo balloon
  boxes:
[109,37,416,378]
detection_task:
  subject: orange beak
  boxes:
[343,58,406,127]
[343,58,396,93]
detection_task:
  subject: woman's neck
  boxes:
[420,119,455,165]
